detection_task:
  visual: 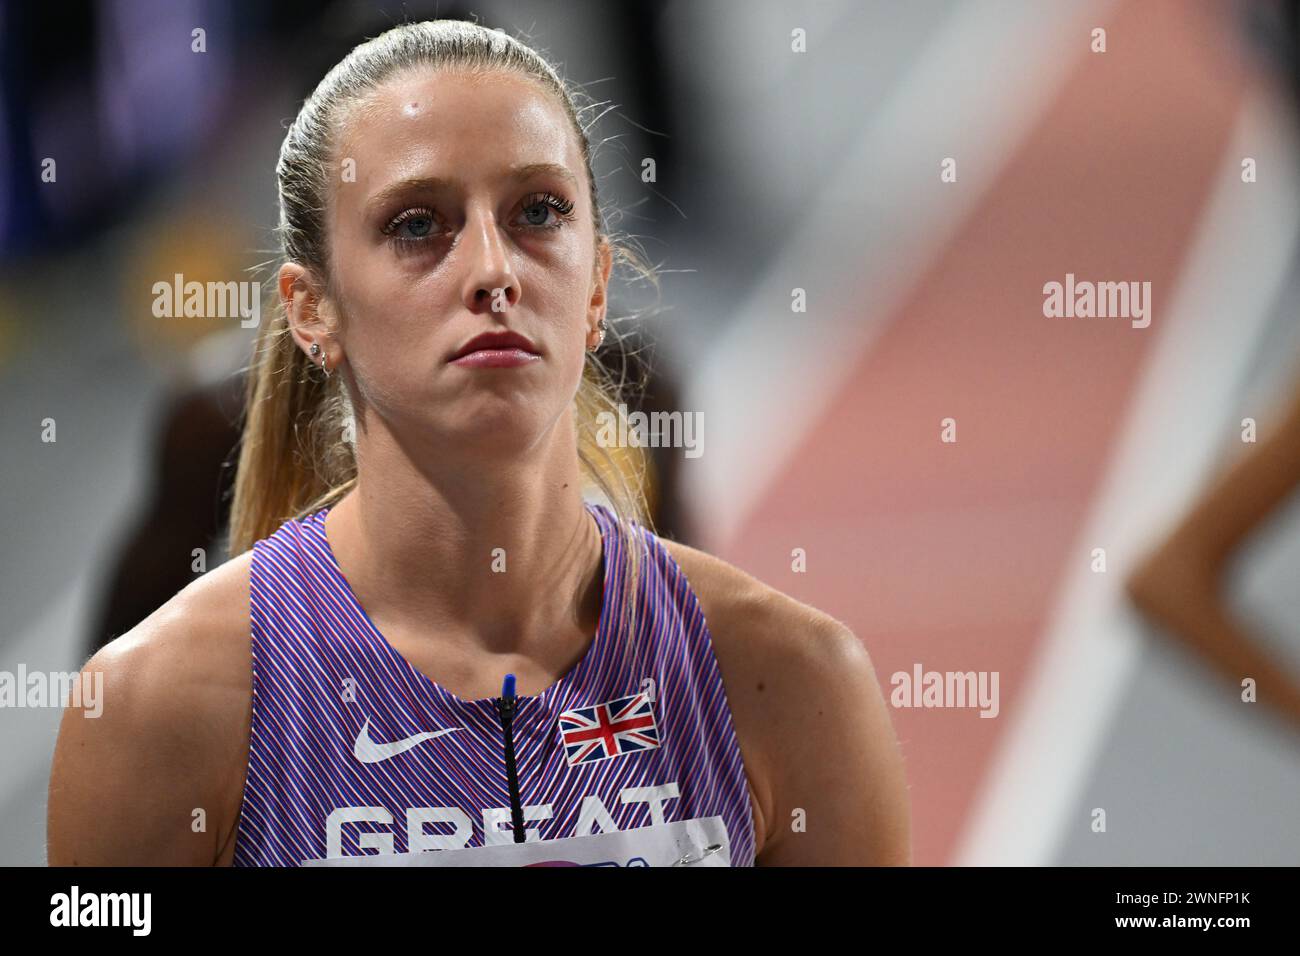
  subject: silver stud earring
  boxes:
[310,342,330,378]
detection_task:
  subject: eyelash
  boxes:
[381,192,578,244]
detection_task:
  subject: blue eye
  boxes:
[401,216,433,237]
[382,207,438,242]
[518,192,577,230]
[521,203,551,227]
[381,192,577,246]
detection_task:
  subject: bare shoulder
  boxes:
[661,533,852,623]
[89,547,253,694]
[658,537,858,689]
[47,549,254,865]
[659,537,911,866]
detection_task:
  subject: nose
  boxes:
[460,204,521,315]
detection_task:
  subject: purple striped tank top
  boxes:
[231,500,757,866]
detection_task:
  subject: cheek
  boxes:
[528,253,592,328]
[330,283,434,403]
[340,263,439,347]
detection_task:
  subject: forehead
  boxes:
[336,68,582,193]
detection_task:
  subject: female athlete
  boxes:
[47,19,910,867]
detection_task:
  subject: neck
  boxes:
[323,411,604,659]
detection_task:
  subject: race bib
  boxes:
[300,815,731,867]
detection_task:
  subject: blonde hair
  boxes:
[228,20,658,642]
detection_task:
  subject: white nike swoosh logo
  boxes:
[353,716,463,764]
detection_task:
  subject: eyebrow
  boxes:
[366,162,579,211]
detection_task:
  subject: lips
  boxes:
[450,329,540,361]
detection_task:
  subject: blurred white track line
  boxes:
[688,0,1116,549]
[952,83,1300,867]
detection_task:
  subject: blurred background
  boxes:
[3,0,1300,866]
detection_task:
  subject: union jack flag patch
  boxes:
[557,692,660,767]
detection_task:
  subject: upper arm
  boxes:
[1129,371,1300,600]
[643,539,912,865]
[751,616,911,866]
[47,557,252,866]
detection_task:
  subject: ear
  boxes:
[280,263,338,364]
[587,236,613,332]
